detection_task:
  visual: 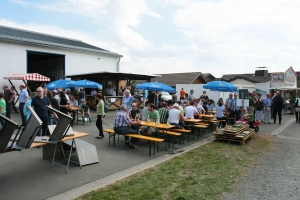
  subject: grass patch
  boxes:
[77,133,273,200]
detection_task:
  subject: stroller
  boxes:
[236,115,260,132]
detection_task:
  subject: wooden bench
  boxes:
[125,134,164,156]
[194,124,209,138]
[103,129,164,156]
[169,129,194,143]
[104,129,118,146]
[157,130,183,148]
[227,117,235,125]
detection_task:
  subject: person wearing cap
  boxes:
[169,103,185,129]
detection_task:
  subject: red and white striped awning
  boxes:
[3,73,50,82]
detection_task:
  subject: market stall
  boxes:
[3,73,50,104]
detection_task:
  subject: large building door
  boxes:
[27,51,65,81]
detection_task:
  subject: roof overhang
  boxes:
[0,35,122,57]
[65,71,160,80]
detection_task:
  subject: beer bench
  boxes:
[103,129,164,156]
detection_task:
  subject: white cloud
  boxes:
[3,0,300,78]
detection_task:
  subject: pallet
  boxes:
[221,124,249,134]
[214,128,255,145]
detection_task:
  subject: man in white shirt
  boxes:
[90,89,97,96]
[184,101,199,119]
[105,85,113,96]
[196,99,206,114]
[55,87,70,104]
[225,93,233,113]
[112,89,116,96]
[169,103,185,128]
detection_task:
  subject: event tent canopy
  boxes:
[3,73,50,81]
[3,73,50,104]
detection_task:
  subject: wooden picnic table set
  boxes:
[104,118,213,156]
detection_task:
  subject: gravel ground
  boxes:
[223,116,300,200]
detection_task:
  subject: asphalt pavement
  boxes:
[0,110,296,200]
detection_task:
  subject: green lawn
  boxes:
[77,134,273,200]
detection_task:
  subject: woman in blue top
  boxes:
[123,89,135,111]
[24,92,37,122]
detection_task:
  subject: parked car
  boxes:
[160,91,172,101]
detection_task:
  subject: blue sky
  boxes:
[1,0,300,77]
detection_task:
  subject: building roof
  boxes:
[202,73,216,82]
[0,25,122,57]
[134,72,211,86]
[65,71,160,81]
[221,73,271,83]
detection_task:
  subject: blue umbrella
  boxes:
[203,81,238,92]
[46,79,75,90]
[68,80,102,89]
[136,82,176,93]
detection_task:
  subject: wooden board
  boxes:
[214,128,255,144]
[221,124,249,134]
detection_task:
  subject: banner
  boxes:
[284,67,297,88]
[270,73,284,88]
[270,66,298,89]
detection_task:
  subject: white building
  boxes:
[0,25,122,88]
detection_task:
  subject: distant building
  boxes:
[134,72,215,88]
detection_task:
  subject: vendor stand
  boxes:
[3,73,50,104]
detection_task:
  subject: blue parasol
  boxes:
[46,79,75,90]
[68,80,102,89]
[203,81,238,92]
[135,82,176,93]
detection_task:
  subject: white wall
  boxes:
[176,84,228,104]
[0,40,120,93]
[176,83,257,104]
[229,79,254,91]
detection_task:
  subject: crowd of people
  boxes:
[1,83,299,148]
[0,83,110,136]
[112,88,300,149]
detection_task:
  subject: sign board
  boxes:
[270,73,284,88]
[270,66,298,89]
[238,89,248,99]
[284,66,297,88]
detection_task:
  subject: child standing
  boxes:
[81,100,92,125]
